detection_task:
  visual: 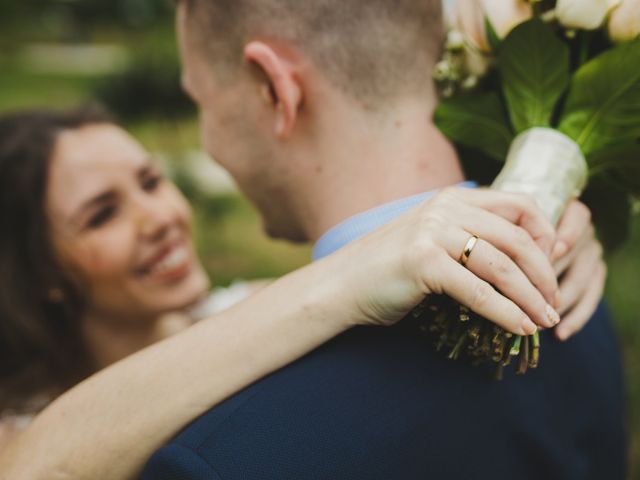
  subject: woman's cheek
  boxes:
[72,226,137,280]
[166,183,193,226]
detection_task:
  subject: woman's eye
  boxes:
[87,206,116,229]
[142,174,163,192]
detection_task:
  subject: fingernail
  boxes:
[552,241,569,260]
[523,319,537,336]
[545,304,560,326]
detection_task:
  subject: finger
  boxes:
[551,200,592,263]
[445,187,556,257]
[448,204,559,306]
[555,261,606,341]
[434,255,538,336]
[445,233,559,329]
[557,239,602,315]
[553,227,593,277]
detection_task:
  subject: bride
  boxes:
[0,108,600,479]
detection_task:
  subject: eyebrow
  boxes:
[70,164,155,223]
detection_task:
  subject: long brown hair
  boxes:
[0,107,110,413]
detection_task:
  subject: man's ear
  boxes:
[244,41,302,139]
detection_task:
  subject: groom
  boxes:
[143,0,626,478]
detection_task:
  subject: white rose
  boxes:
[556,0,621,30]
[450,0,533,53]
[608,0,640,42]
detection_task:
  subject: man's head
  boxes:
[176,0,444,241]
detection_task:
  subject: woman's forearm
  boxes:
[0,255,353,480]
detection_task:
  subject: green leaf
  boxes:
[456,145,503,186]
[559,37,640,156]
[434,93,513,162]
[485,18,502,52]
[498,18,570,133]
[581,179,633,252]
[588,143,640,196]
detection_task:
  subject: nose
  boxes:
[134,192,174,241]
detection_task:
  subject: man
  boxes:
[142,0,626,478]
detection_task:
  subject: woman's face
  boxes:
[46,123,209,322]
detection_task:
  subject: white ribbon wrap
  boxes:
[491,127,588,225]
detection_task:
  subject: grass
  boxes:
[607,218,640,477]
[0,59,95,111]
[191,193,311,286]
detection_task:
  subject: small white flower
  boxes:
[463,45,491,77]
[446,30,465,50]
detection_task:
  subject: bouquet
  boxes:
[413,0,640,378]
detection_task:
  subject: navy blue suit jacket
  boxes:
[141,303,626,479]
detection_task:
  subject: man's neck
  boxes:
[301,99,465,241]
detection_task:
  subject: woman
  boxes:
[0,108,574,479]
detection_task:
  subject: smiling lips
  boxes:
[137,242,193,283]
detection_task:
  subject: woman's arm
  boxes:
[0,187,561,480]
[0,255,353,480]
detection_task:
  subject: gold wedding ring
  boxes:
[459,235,479,267]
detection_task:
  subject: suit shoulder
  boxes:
[163,327,405,450]
[142,443,223,480]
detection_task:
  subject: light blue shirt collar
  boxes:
[312,181,478,260]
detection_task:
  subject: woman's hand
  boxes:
[550,200,606,341]
[338,187,560,335]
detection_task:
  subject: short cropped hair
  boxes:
[183,0,443,105]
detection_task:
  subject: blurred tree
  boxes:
[0,0,173,25]
[92,30,195,122]
[0,0,173,42]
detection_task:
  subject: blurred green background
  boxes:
[0,0,638,476]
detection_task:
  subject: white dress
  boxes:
[188,281,254,320]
